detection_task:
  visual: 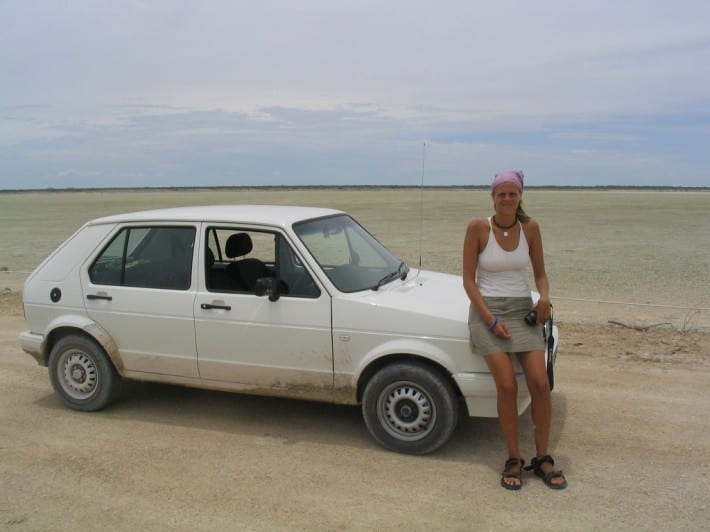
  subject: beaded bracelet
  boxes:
[487,316,499,330]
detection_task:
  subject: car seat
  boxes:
[225,233,269,291]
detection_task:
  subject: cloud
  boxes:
[1,0,709,188]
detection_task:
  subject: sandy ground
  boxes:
[1,290,708,531]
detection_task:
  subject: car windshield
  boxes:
[294,214,407,292]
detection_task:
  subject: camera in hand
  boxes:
[524,310,537,326]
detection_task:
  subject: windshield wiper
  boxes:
[372,261,409,291]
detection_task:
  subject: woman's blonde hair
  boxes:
[517,203,530,223]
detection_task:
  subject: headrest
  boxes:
[225,233,253,258]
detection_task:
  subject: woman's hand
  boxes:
[489,317,512,339]
[534,297,552,322]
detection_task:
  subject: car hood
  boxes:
[332,269,472,339]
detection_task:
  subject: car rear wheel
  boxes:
[362,362,459,454]
[48,335,121,411]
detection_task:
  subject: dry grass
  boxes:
[1,188,708,329]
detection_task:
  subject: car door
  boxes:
[194,226,333,394]
[81,224,199,378]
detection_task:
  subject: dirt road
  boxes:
[1,292,708,531]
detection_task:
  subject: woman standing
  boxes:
[462,170,567,490]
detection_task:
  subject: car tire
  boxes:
[362,362,459,455]
[48,335,121,412]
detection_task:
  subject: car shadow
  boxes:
[36,380,372,447]
[34,380,568,466]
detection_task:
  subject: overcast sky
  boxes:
[1,1,709,189]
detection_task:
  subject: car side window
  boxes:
[277,235,320,298]
[89,226,196,290]
[204,227,319,298]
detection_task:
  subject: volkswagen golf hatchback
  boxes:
[19,205,558,454]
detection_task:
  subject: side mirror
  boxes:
[254,277,280,301]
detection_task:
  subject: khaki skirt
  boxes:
[468,296,544,357]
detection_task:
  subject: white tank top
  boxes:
[476,216,531,297]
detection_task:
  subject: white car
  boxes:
[19,205,558,454]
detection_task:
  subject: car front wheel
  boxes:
[48,335,121,411]
[362,362,459,454]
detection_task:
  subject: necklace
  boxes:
[492,216,517,236]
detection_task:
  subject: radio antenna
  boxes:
[417,141,426,275]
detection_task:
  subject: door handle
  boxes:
[87,294,113,301]
[201,303,231,311]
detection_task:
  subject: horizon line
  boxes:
[1,184,709,194]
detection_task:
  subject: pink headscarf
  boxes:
[491,170,524,192]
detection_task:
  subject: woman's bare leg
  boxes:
[516,350,551,454]
[516,350,565,486]
[484,352,522,487]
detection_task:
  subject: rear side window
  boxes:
[89,226,196,290]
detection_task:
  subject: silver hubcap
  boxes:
[59,350,98,400]
[377,381,436,441]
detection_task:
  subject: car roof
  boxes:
[87,204,345,228]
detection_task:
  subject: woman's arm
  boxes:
[463,219,511,338]
[526,219,551,322]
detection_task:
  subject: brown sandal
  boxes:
[501,457,525,490]
[525,455,567,490]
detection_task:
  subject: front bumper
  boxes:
[453,372,531,417]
